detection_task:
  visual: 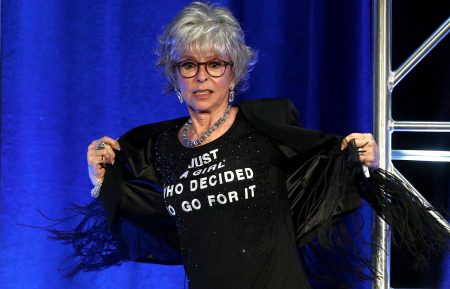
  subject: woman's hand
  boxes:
[341,133,380,170]
[87,136,121,185]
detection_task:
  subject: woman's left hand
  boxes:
[341,133,380,170]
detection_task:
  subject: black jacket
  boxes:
[55,98,446,281]
[98,98,362,264]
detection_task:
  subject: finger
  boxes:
[352,140,368,150]
[88,152,117,170]
[340,136,357,150]
[87,159,106,172]
[88,137,121,152]
[88,155,107,166]
[103,145,116,163]
[88,161,105,177]
[342,137,362,150]
[91,143,111,156]
[357,141,372,154]
[357,147,367,154]
[354,134,374,147]
[95,154,106,163]
[91,143,115,157]
[88,150,104,164]
[92,167,105,179]
[343,133,363,143]
[98,136,121,150]
[87,152,104,165]
[342,133,363,150]
[88,140,98,151]
[101,147,116,164]
[94,164,106,175]
[343,133,375,149]
[341,138,348,150]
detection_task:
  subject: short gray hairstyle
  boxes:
[156,1,257,93]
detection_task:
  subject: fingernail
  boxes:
[112,159,115,165]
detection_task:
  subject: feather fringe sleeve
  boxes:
[289,141,448,262]
[288,141,449,287]
[357,168,449,268]
[342,138,449,268]
[43,200,127,278]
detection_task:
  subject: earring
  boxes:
[176,90,184,104]
[229,89,235,103]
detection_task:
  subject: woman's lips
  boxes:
[193,90,213,98]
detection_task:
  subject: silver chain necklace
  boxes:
[181,105,232,147]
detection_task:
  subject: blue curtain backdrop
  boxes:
[0,0,445,288]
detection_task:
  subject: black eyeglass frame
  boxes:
[175,60,233,78]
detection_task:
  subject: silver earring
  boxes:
[229,89,235,103]
[176,90,184,104]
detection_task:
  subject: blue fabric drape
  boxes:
[2,1,443,289]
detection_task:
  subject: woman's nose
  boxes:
[196,64,208,82]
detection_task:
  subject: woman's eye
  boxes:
[181,62,196,69]
[208,61,222,68]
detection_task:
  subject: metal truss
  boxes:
[372,1,450,288]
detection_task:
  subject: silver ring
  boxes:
[357,148,366,154]
[95,141,106,150]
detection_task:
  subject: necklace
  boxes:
[181,105,232,147]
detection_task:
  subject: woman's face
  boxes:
[175,50,235,114]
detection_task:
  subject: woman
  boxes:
[79,2,445,289]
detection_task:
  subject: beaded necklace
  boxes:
[181,105,232,147]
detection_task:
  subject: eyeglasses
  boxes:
[175,59,232,78]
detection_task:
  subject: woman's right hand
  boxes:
[87,136,121,185]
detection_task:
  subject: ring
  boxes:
[95,141,106,150]
[357,148,366,154]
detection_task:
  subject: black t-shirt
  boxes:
[153,110,311,289]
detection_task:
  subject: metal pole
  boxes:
[392,121,450,132]
[392,167,450,234]
[392,149,450,162]
[392,17,450,88]
[372,0,391,288]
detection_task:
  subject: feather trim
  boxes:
[287,143,361,247]
[288,142,449,287]
[43,200,126,278]
[357,168,449,268]
[299,214,375,289]
[287,143,376,287]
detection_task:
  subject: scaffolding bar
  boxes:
[392,16,450,88]
[373,1,450,288]
[392,121,450,132]
[392,167,450,233]
[372,0,391,288]
[392,149,450,162]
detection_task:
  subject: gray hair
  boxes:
[156,1,257,93]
